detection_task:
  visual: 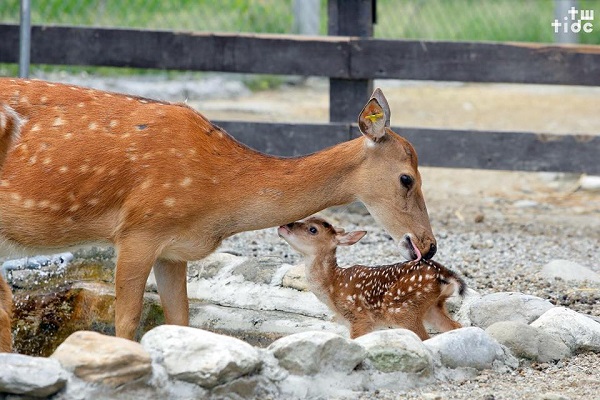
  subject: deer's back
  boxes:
[0,79,233,250]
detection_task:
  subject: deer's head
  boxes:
[353,88,436,261]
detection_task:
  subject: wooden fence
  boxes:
[0,0,599,173]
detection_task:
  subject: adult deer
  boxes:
[278,217,463,339]
[0,273,11,352]
[0,78,436,339]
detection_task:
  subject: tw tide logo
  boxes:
[552,6,594,34]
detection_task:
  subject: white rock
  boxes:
[485,321,571,362]
[513,199,538,208]
[467,292,554,329]
[424,327,517,370]
[51,330,152,388]
[281,263,308,291]
[354,329,433,374]
[531,307,600,352]
[141,325,262,388]
[454,288,482,326]
[541,260,600,283]
[268,331,366,375]
[579,175,600,192]
[0,353,68,397]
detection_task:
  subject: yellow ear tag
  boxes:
[366,112,384,122]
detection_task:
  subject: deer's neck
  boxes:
[303,251,339,299]
[221,139,365,235]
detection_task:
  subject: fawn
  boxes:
[279,217,465,340]
[0,79,436,339]
[0,273,12,352]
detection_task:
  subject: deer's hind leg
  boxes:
[349,319,375,339]
[387,305,429,340]
[423,298,461,333]
[153,259,189,326]
[0,309,11,352]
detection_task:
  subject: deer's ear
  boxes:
[336,231,367,246]
[358,88,390,143]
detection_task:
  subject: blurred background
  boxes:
[1,0,599,42]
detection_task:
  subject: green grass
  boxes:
[0,0,295,33]
[375,0,600,44]
[2,0,599,43]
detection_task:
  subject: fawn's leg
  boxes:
[153,259,189,326]
[349,317,375,339]
[390,307,430,340]
[424,299,462,333]
[114,237,159,339]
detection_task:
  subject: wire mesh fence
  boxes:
[1,0,599,44]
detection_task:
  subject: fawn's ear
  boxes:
[358,88,390,143]
[336,231,367,246]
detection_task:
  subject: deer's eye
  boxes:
[400,174,414,189]
[309,226,318,235]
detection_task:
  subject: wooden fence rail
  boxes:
[0,23,599,173]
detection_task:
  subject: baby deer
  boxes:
[0,273,12,352]
[278,217,465,340]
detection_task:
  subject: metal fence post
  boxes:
[554,0,579,44]
[19,0,32,78]
[328,0,374,123]
[293,0,320,35]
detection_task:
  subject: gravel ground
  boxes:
[219,168,600,400]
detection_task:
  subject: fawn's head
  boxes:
[278,217,366,257]
[354,89,435,261]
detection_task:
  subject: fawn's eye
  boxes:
[400,174,414,189]
[309,226,318,235]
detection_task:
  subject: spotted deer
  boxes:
[0,78,436,339]
[278,217,465,339]
[0,273,11,352]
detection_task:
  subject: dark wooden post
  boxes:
[328,0,374,123]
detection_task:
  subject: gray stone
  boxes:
[485,321,571,362]
[209,375,280,400]
[268,331,366,375]
[232,257,282,285]
[447,287,479,318]
[468,292,554,329]
[281,263,308,291]
[51,330,152,388]
[188,252,243,280]
[424,327,517,370]
[531,307,600,352]
[540,260,600,283]
[354,329,433,374]
[141,325,262,389]
[0,353,68,397]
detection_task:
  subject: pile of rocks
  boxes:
[1,287,599,399]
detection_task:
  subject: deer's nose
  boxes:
[423,242,437,260]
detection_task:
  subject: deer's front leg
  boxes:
[153,259,189,326]
[114,238,158,339]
